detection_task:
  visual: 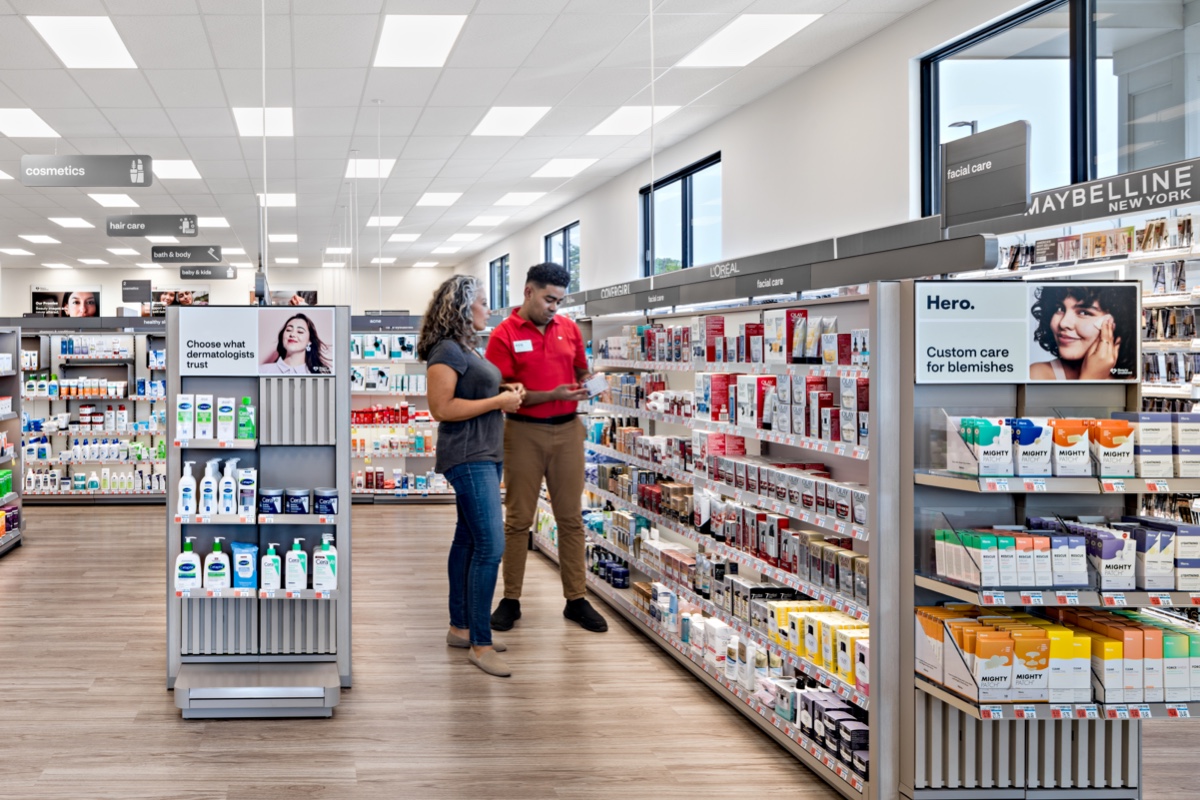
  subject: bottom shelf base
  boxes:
[0,528,21,557]
[173,661,341,719]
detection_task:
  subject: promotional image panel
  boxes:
[258,307,335,375]
[142,286,210,317]
[178,306,336,377]
[30,285,101,317]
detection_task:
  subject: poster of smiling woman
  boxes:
[258,307,335,375]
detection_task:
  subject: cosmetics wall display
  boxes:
[350,333,417,361]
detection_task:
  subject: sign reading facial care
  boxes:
[915,281,1140,384]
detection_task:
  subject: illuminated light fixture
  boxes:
[471,106,549,137]
[229,262,253,268]
[0,169,11,179]
[28,16,136,69]
[371,257,396,264]
[0,248,33,255]
[416,192,461,206]
[268,233,297,243]
[468,215,507,227]
[533,158,597,178]
[78,258,107,265]
[587,105,680,136]
[346,159,396,179]
[326,247,352,254]
[20,235,59,244]
[136,263,160,269]
[495,192,544,206]
[432,246,460,254]
[49,217,93,228]
[42,262,72,269]
[107,248,138,255]
[233,107,294,137]
[145,235,177,243]
[275,257,299,264]
[258,193,296,207]
[413,261,438,267]
[89,193,138,207]
[0,109,60,138]
[448,233,480,243]
[224,247,246,255]
[197,217,229,228]
[367,216,402,227]
[322,261,345,268]
[676,14,821,67]
[374,15,466,67]
[389,233,419,243]
[152,160,202,179]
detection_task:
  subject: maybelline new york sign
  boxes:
[1023,160,1196,228]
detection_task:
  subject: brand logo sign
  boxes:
[600,283,631,299]
[710,262,740,279]
[1026,162,1196,222]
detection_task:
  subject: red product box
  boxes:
[725,434,747,457]
[822,406,840,442]
[837,333,853,365]
[744,507,766,554]
[709,373,733,422]
[786,309,808,364]
[703,316,725,362]
[737,374,778,429]
[808,390,834,440]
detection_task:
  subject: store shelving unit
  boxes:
[0,326,23,558]
[166,306,351,719]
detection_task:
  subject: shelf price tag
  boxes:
[981,590,1006,606]
[1019,591,1044,606]
[1050,704,1072,719]
[176,590,190,598]
[1013,705,1037,719]
[1101,479,1127,493]
[1132,704,1152,719]
[1149,592,1174,606]
[1055,591,1080,605]
[983,478,1009,492]
[1102,593,1128,607]
[259,515,274,524]
[1106,705,1129,719]
[1168,704,1191,718]
[260,590,275,599]
[1148,480,1171,493]
[1075,704,1099,719]
[207,589,221,598]
[980,705,1004,720]
[1023,478,1047,492]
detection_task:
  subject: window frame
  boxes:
[920,0,1097,217]
[640,152,722,277]
[488,253,509,310]
[544,221,581,293]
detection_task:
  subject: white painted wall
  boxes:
[466,0,1033,303]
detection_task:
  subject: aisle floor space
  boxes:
[0,506,838,800]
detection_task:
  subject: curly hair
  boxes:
[274,313,331,374]
[417,274,483,361]
[525,262,570,289]
[1030,283,1138,378]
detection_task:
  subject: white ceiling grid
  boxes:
[0,0,933,270]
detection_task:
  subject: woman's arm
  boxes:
[428,363,515,421]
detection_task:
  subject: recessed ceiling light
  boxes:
[28,16,137,69]
[89,193,138,207]
[198,217,229,228]
[233,107,294,137]
[677,14,821,68]
[0,169,11,180]
[388,233,419,243]
[268,233,297,243]
[136,263,160,269]
[229,261,253,268]
[0,109,60,138]
[0,248,33,255]
[587,106,680,136]
[49,217,94,228]
[19,235,59,244]
[258,193,296,207]
[448,233,481,243]
[416,192,461,207]
[496,192,545,206]
[152,160,202,179]
[413,261,439,268]
[432,246,461,254]
[468,216,508,227]
[107,247,138,255]
[78,258,107,265]
[326,246,352,254]
[366,216,402,227]
[322,261,345,268]
[224,247,246,255]
[374,15,467,68]
[371,257,396,264]
[471,106,550,137]
[346,159,396,179]
[145,235,177,244]
[42,263,72,270]
[275,257,299,264]
[533,158,597,178]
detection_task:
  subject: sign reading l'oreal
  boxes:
[915,281,1140,384]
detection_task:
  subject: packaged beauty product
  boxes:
[216,397,236,442]
[195,394,214,440]
[231,541,259,589]
[1050,419,1091,477]
[175,394,195,440]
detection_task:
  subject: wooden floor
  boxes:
[0,505,844,800]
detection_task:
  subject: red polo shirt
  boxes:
[486,307,588,419]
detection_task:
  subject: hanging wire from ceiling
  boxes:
[259,0,268,278]
[648,0,657,278]
[376,99,383,308]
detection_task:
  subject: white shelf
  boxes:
[24,394,128,401]
[584,440,693,483]
[26,458,165,466]
[350,422,433,430]
[350,390,427,397]
[172,438,257,449]
[353,451,436,459]
[0,370,16,377]
[1142,340,1200,352]
[351,358,421,365]
[915,471,1200,494]
[173,587,339,600]
[27,488,163,496]
[1142,382,1200,399]
[257,513,340,525]
[173,513,255,525]
[0,491,18,505]
[697,477,869,542]
[0,412,15,422]
[592,358,869,380]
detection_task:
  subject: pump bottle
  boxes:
[285,538,308,591]
[261,543,282,592]
[203,536,230,589]
[218,458,239,515]
[199,458,220,515]
[313,534,337,591]
[174,536,201,591]
[178,461,197,515]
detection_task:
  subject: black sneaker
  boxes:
[490,598,521,631]
[563,598,608,632]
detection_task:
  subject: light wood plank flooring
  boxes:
[0,505,844,799]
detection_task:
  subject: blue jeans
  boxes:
[445,460,504,647]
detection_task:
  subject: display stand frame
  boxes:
[0,326,23,557]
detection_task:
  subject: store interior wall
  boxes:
[467,0,1033,300]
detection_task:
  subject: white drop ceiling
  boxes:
[0,0,935,271]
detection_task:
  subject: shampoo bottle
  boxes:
[313,534,337,591]
[203,537,230,589]
[285,538,308,591]
[178,460,197,515]
[261,543,282,592]
[199,458,219,515]
[174,536,201,591]
[218,458,239,515]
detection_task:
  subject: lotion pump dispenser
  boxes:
[285,538,308,591]
[199,458,220,515]
[174,536,201,591]
[178,461,197,516]
[218,458,239,515]
[261,542,282,592]
[203,536,230,589]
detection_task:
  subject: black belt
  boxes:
[506,412,579,426]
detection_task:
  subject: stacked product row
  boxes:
[352,467,447,494]
[351,366,426,394]
[174,535,337,592]
[176,394,256,442]
[24,405,166,436]
[350,424,435,457]
[351,402,427,426]
[26,466,163,493]
[351,333,416,361]
[23,436,161,463]
[23,375,130,399]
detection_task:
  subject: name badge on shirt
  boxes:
[513,339,534,353]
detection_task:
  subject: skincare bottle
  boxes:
[203,537,230,590]
[199,458,219,515]
[216,397,236,442]
[178,460,197,516]
[237,397,256,440]
[313,534,337,591]
[261,543,282,592]
[175,536,201,591]
[87,471,99,491]
[219,458,239,516]
[236,466,258,516]
[285,538,308,591]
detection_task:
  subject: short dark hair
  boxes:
[525,262,570,289]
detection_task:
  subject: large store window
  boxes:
[641,154,722,276]
[489,254,509,310]
[544,222,580,294]
[923,0,1200,215]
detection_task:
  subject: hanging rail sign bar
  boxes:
[153,245,222,264]
[107,215,197,237]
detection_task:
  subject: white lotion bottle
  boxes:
[178,461,197,516]
[218,458,239,515]
[174,536,201,591]
[261,543,282,592]
[199,458,219,515]
[285,538,308,591]
[203,536,230,590]
[313,534,337,591]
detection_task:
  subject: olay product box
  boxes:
[736,375,777,430]
[840,377,869,412]
[809,391,834,441]
[703,316,725,363]
[745,323,764,364]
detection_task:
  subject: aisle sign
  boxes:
[20,154,153,187]
[180,265,236,280]
[107,214,197,237]
[941,121,1030,228]
[915,280,1141,384]
[153,245,222,264]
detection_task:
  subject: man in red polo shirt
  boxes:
[485,262,607,633]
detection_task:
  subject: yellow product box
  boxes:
[836,628,870,684]
[914,610,946,684]
[1090,636,1124,704]
[1069,632,1093,701]
[969,631,1015,694]
[820,615,867,671]
[770,601,827,648]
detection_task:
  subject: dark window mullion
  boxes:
[682,174,693,268]
[1069,0,1096,181]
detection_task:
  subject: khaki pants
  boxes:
[501,417,586,601]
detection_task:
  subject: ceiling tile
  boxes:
[559,68,651,106]
[204,14,292,68]
[655,0,755,10]
[197,0,289,12]
[205,178,254,194]
[362,69,441,107]
[294,69,368,108]
[2,70,93,108]
[837,0,931,11]
[473,0,569,11]
[105,0,202,12]
[561,0,647,11]
[293,160,345,179]
[530,106,613,136]
[165,108,237,137]
[103,108,178,137]
[35,108,118,138]
[626,67,739,105]
[758,13,901,67]
[388,160,446,180]
[742,0,847,14]
[437,160,498,179]
[401,136,465,160]
[449,137,518,161]
[520,14,644,72]
[291,15,379,69]
[73,71,162,109]
[427,68,518,107]
[548,134,627,158]
[7,0,107,11]
[294,107,359,137]
[503,136,576,160]
[219,69,293,106]
[113,15,215,69]
[444,14,558,69]
[411,106,487,137]
[492,67,584,105]
[183,136,245,160]
[384,0,474,13]
[293,0,382,11]
[690,65,802,106]
[295,136,353,160]
[0,18,60,69]
[193,159,248,178]
[144,70,229,108]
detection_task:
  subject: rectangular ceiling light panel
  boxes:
[108,248,138,255]
[20,235,59,244]
[49,218,93,228]
[367,216,402,227]
[413,261,438,268]
[374,15,467,67]
[587,106,680,136]
[78,258,107,265]
[0,109,60,138]
[389,233,419,242]
[89,193,138,207]
[416,192,461,207]
[326,247,352,254]
[432,246,460,254]
[198,217,229,228]
[346,159,397,179]
[533,158,597,178]
[258,193,296,207]
[676,14,821,68]
[268,233,297,243]
[468,216,507,227]
[448,233,480,243]
[233,107,294,137]
[145,235,177,243]
[496,192,545,206]
[28,16,137,69]
[152,160,202,179]
[372,257,396,264]
[0,248,33,255]
[471,107,550,137]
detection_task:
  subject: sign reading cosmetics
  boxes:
[20,154,152,187]
[915,281,1140,384]
[178,306,336,376]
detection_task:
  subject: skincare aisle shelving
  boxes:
[535,292,884,800]
[166,306,351,719]
[19,323,168,504]
[0,327,23,558]
[349,321,451,504]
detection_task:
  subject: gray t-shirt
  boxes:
[426,339,504,474]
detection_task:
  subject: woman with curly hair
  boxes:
[1029,284,1138,381]
[419,275,525,677]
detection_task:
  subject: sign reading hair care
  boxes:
[915,281,1140,384]
[178,306,337,376]
[30,285,102,318]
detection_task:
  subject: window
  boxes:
[489,254,509,310]
[641,154,722,276]
[544,221,580,293]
